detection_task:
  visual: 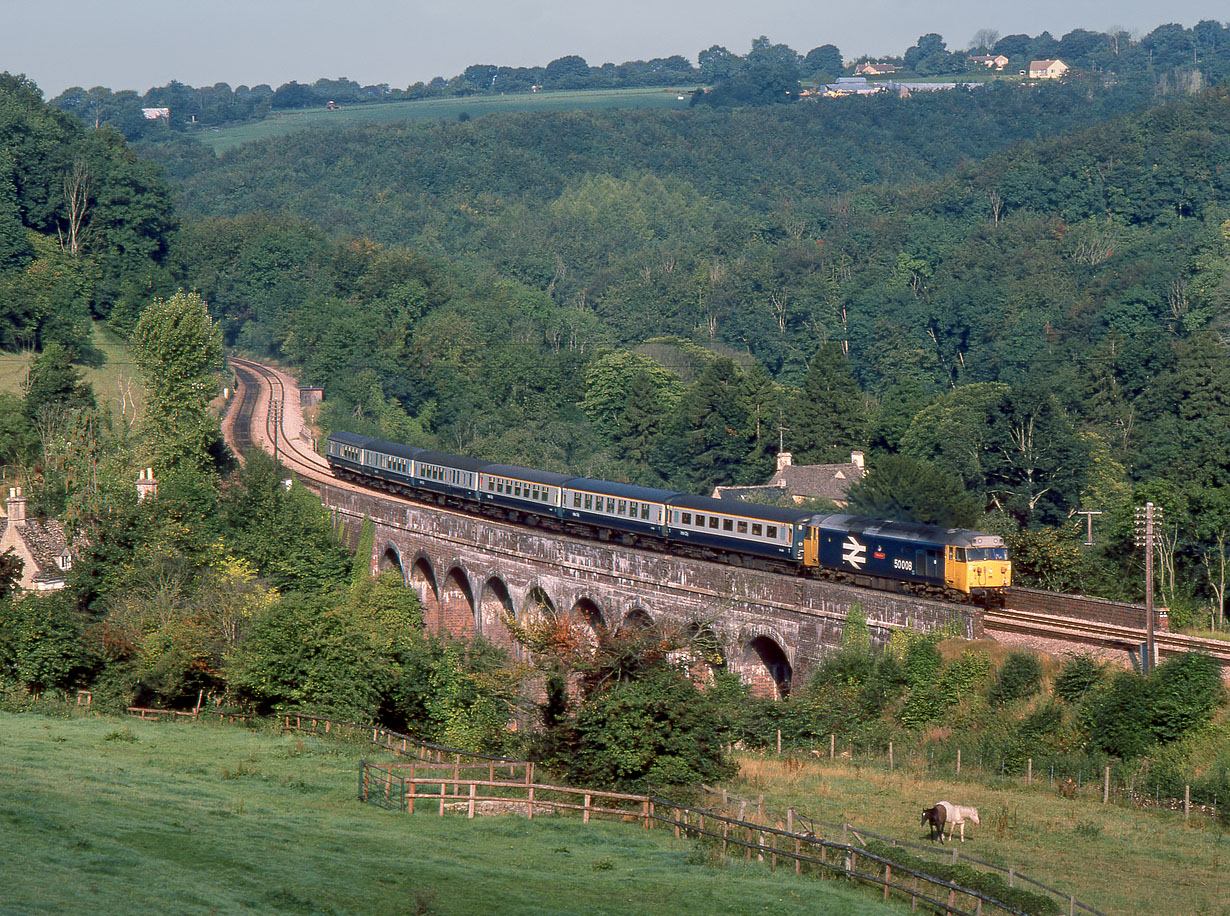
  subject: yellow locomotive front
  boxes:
[944,534,1011,604]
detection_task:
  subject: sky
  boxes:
[3,0,1228,98]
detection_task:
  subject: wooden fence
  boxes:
[357,758,1103,916]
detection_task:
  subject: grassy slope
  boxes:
[0,322,144,421]
[199,88,695,153]
[0,711,904,916]
[732,754,1229,916]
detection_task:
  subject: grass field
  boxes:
[0,323,145,422]
[0,711,907,916]
[729,753,1229,916]
[198,88,696,153]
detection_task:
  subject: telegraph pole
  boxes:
[271,398,282,463]
[1075,509,1103,545]
[1134,502,1162,673]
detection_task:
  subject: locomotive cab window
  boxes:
[953,547,966,561]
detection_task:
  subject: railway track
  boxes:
[228,356,332,480]
[984,606,1230,666]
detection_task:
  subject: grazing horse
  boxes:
[921,804,947,843]
[936,801,979,842]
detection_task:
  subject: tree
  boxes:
[846,454,980,527]
[130,291,224,471]
[803,45,844,79]
[789,341,865,465]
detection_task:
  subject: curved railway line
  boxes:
[223,355,1230,675]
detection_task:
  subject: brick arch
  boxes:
[479,575,515,651]
[516,585,556,663]
[672,620,725,687]
[620,607,654,631]
[740,634,793,699]
[378,543,404,579]
[568,596,606,655]
[439,565,476,637]
[409,554,442,631]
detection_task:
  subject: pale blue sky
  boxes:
[4,0,1227,97]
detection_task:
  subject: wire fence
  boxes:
[757,731,1224,825]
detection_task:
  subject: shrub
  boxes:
[989,652,1042,707]
[902,634,942,688]
[1054,653,1104,703]
[1147,653,1223,742]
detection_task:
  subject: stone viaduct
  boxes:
[321,483,978,698]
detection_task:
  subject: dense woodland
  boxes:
[1,23,1229,796]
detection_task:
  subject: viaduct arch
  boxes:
[323,484,977,697]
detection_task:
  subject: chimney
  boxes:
[6,487,25,524]
[136,468,158,503]
[851,450,865,472]
[776,452,794,472]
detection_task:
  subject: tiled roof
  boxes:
[11,519,72,583]
[768,462,863,502]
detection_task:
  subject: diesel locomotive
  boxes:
[325,432,1011,604]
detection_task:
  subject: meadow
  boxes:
[730,752,1230,916]
[0,322,144,422]
[0,710,906,916]
[198,88,695,153]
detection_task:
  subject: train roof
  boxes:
[813,514,1005,548]
[412,450,491,473]
[667,493,818,525]
[481,463,574,486]
[328,431,374,448]
[563,478,682,503]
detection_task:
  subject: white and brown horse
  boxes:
[936,801,979,842]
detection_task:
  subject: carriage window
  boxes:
[584,494,592,510]
[710,517,720,529]
[514,484,522,496]
[617,500,626,515]
[641,504,650,520]
[723,519,733,531]
[573,493,581,508]
[681,512,692,525]
[606,499,615,514]
[737,521,747,534]
[531,487,539,500]
[752,524,762,536]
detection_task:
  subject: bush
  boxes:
[989,652,1042,707]
[1147,653,1223,743]
[548,666,737,792]
[1053,653,1104,703]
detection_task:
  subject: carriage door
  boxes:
[916,549,940,582]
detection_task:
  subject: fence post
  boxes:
[830,733,835,760]
[584,793,591,824]
[956,748,961,775]
[884,864,891,900]
[407,778,416,814]
[1185,785,1190,823]
[1104,766,1110,804]
[1027,758,1032,787]
[642,799,649,829]
[439,781,446,816]
[453,754,460,797]
[528,784,535,819]
[359,761,368,802]
[468,782,476,819]
[777,729,782,754]
[889,741,893,772]
[1069,895,1076,916]
[674,807,681,838]
[911,875,918,911]
[489,760,494,782]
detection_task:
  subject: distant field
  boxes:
[0,323,145,421]
[0,710,906,916]
[198,87,697,153]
